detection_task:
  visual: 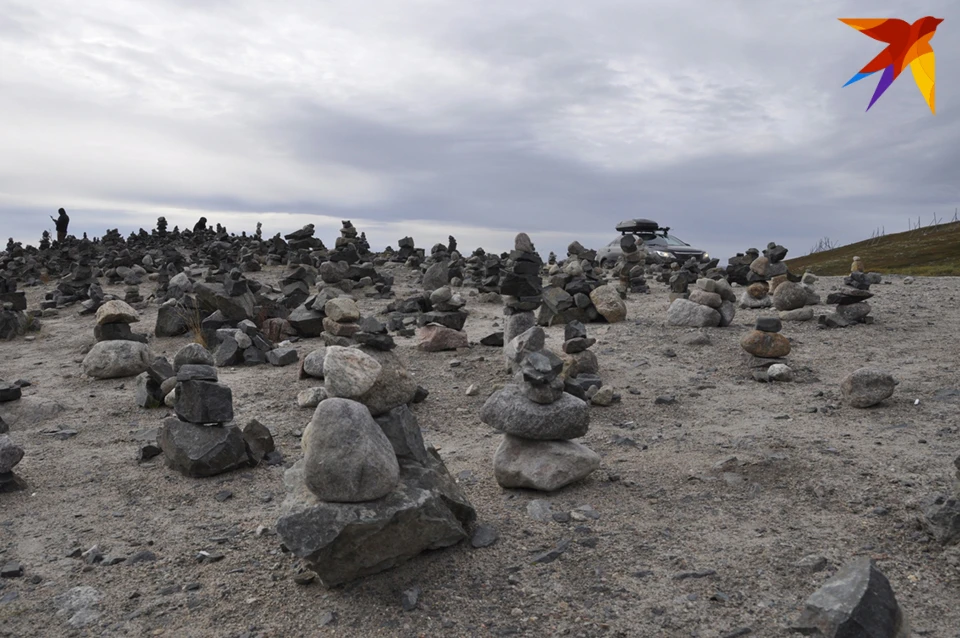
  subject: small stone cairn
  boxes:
[667,277,736,327]
[560,321,610,404]
[157,343,259,477]
[213,319,297,367]
[275,345,474,587]
[819,271,877,328]
[418,286,469,352]
[738,242,792,309]
[740,316,792,382]
[539,242,626,325]
[94,299,146,344]
[614,234,649,293]
[82,302,152,380]
[482,326,600,491]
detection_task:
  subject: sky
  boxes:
[1,0,957,262]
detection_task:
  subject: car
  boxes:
[596,218,710,267]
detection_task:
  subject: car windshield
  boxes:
[635,233,689,246]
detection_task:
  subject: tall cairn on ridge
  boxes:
[499,233,543,369]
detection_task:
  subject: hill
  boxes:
[784,220,960,276]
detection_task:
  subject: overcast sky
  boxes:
[1,0,957,262]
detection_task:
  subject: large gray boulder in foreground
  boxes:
[666,298,721,328]
[792,556,908,637]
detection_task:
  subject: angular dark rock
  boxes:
[158,418,248,478]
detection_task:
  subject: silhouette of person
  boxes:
[50,208,70,242]
[193,217,207,234]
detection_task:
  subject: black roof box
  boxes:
[616,218,659,233]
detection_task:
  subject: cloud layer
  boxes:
[1,0,957,261]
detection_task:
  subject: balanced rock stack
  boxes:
[0,277,35,340]
[418,286,469,352]
[276,351,474,587]
[0,381,26,492]
[158,343,253,477]
[615,234,649,293]
[819,271,876,328]
[135,356,175,409]
[740,316,792,382]
[738,243,792,309]
[560,321,606,403]
[322,297,362,346]
[667,277,736,328]
[482,326,600,491]
[94,299,146,344]
[778,272,820,322]
[500,233,544,360]
[82,302,153,380]
[539,247,626,325]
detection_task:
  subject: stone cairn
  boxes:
[462,248,504,301]
[613,234,649,293]
[540,242,626,325]
[499,233,544,364]
[94,299,146,344]
[737,242,794,310]
[0,276,36,340]
[213,319,297,367]
[776,271,820,323]
[666,277,737,327]
[740,316,793,382]
[275,344,475,587]
[482,325,600,491]
[322,296,362,346]
[561,321,616,406]
[418,285,469,352]
[157,344,273,477]
[819,271,879,328]
[0,380,26,492]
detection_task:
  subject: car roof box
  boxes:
[616,218,659,233]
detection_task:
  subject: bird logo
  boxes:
[840,17,943,113]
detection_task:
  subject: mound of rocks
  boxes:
[667,277,736,327]
[560,321,609,404]
[482,327,599,491]
[613,234,649,293]
[539,244,626,325]
[212,319,294,367]
[94,299,146,344]
[276,369,474,586]
[741,316,792,382]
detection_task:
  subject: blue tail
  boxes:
[843,71,877,87]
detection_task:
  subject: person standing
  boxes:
[50,208,70,242]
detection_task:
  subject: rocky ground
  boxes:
[1,264,959,638]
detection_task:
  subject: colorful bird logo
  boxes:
[840,16,943,113]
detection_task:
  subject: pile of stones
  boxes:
[322,296,364,346]
[276,344,473,587]
[736,242,798,310]
[93,299,146,344]
[0,277,36,340]
[819,271,878,328]
[461,248,504,297]
[613,234,650,293]
[483,325,600,491]
[0,380,26,492]
[418,286,469,352]
[213,319,298,367]
[157,344,275,476]
[278,264,315,309]
[82,303,153,380]
[775,271,820,323]
[666,277,736,327]
[500,233,544,361]
[540,245,626,325]
[740,316,793,382]
[560,321,613,405]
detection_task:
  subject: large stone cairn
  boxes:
[482,325,599,491]
[819,270,878,328]
[0,380,26,492]
[539,241,625,325]
[613,234,649,293]
[499,233,544,362]
[740,316,792,382]
[667,277,736,327]
[157,343,256,477]
[276,345,474,587]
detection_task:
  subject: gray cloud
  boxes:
[1,0,957,262]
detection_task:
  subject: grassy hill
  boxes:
[784,221,960,276]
